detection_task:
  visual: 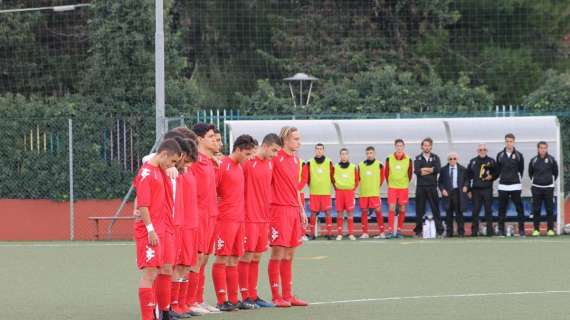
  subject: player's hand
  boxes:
[468,192,472,199]
[133,209,141,219]
[442,189,448,197]
[300,209,308,225]
[462,186,468,193]
[166,167,179,179]
[148,231,159,246]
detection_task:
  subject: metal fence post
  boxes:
[68,118,75,241]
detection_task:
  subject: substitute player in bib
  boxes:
[334,148,359,240]
[238,133,282,308]
[358,146,386,239]
[306,143,335,240]
[212,135,257,312]
[384,139,413,238]
[268,126,309,307]
[133,139,181,320]
[188,123,221,313]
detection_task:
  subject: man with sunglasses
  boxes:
[439,152,469,237]
[466,144,497,236]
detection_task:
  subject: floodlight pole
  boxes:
[155,0,166,142]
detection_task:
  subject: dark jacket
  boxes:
[414,153,441,187]
[496,148,524,185]
[438,164,469,212]
[528,153,558,187]
[466,156,497,190]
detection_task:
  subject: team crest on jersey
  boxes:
[145,246,155,262]
[395,165,402,170]
[216,237,225,251]
[366,170,372,176]
[545,158,549,163]
[316,167,324,174]
[140,168,151,181]
[243,236,248,245]
[271,227,279,241]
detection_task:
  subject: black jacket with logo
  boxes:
[413,153,441,187]
[466,155,497,190]
[496,148,524,185]
[528,154,558,187]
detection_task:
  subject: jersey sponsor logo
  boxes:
[216,237,225,251]
[271,227,279,241]
[140,168,151,181]
[145,245,156,262]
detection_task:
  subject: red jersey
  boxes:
[271,149,301,208]
[216,156,245,222]
[244,156,273,223]
[132,162,173,236]
[181,167,199,229]
[190,152,218,220]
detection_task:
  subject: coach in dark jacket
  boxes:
[438,152,469,237]
[413,137,443,236]
[466,144,497,236]
[528,141,559,235]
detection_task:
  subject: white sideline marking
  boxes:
[311,290,570,305]
[0,242,134,248]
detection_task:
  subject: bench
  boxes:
[88,216,135,240]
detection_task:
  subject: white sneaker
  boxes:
[373,232,386,239]
[301,235,309,241]
[336,235,343,241]
[190,303,210,315]
[348,235,356,241]
[360,233,369,239]
[199,302,221,313]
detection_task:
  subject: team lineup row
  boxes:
[133,124,308,320]
[301,134,559,240]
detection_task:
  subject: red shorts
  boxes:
[270,206,304,248]
[176,228,198,267]
[198,216,217,255]
[335,190,355,212]
[214,221,245,257]
[309,195,332,212]
[244,222,270,253]
[359,196,381,209]
[388,188,409,205]
[135,231,175,269]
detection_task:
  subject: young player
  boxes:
[132,139,181,320]
[334,148,359,240]
[384,139,413,238]
[211,135,257,311]
[306,143,335,240]
[188,123,221,313]
[268,126,308,308]
[358,146,385,239]
[238,134,282,308]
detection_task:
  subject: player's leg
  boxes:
[269,246,289,307]
[372,197,385,239]
[282,246,308,307]
[347,209,355,240]
[414,187,426,236]
[497,190,509,236]
[139,267,159,320]
[471,189,483,236]
[324,209,333,239]
[359,197,370,238]
[511,190,525,236]
[427,188,444,236]
[545,188,555,236]
[336,209,345,240]
[531,187,542,236]
[483,189,494,236]
[155,232,176,319]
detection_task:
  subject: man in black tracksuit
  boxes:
[496,133,525,237]
[528,141,559,236]
[413,137,443,236]
[466,144,497,236]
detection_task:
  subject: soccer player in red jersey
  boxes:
[132,139,181,320]
[188,123,221,313]
[268,126,309,308]
[306,143,336,240]
[238,133,282,308]
[211,135,257,311]
[384,139,413,238]
[334,148,359,241]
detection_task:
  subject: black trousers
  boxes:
[531,186,555,231]
[498,190,525,235]
[471,188,494,236]
[414,185,443,235]
[445,189,464,236]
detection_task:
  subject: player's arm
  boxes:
[413,158,423,176]
[552,157,559,181]
[407,159,413,181]
[330,161,336,186]
[433,155,441,174]
[138,206,159,246]
[354,166,360,191]
[384,158,390,184]
[298,190,307,225]
[379,163,384,186]
[528,157,534,180]
[518,153,525,178]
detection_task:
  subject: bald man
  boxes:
[466,144,497,236]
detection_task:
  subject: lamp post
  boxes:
[283,73,318,118]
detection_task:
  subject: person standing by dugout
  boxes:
[413,137,444,237]
[528,141,559,237]
[496,133,525,237]
[466,143,497,237]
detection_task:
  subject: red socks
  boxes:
[388,210,395,233]
[362,210,369,234]
[325,215,333,236]
[376,208,385,233]
[170,281,181,312]
[238,261,250,301]
[177,280,189,311]
[196,266,205,304]
[309,212,317,236]
[138,288,155,320]
[398,208,406,232]
[155,274,172,312]
[186,271,198,307]
[268,259,281,300]
[337,213,344,235]
[347,215,354,235]
[212,263,227,305]
[280,259,293,300]
[248,260,260,300]
[226,265,239,305]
